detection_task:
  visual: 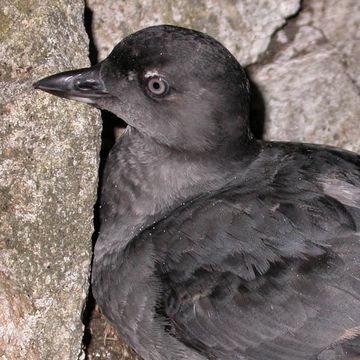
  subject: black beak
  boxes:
[33,63,109,104]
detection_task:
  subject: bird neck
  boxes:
[94,127,258,259]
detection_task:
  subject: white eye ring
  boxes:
[147,77,168,96]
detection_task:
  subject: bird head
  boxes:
[34,25,251,152]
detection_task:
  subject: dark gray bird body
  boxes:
[34,25,360,360]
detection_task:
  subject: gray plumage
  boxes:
[34,25,360,360]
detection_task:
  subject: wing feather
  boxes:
[136,148,360,359]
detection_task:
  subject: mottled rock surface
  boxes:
[86,0,300,65]
[0,0,101,359]
[250,0,360,151]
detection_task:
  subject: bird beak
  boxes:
[33,63,109,105]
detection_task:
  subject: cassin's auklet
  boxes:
[34,25,360,360]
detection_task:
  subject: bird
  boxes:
[34,25,360,360]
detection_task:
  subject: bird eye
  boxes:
[146,77,169,96]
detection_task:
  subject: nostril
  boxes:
[76,79,100,91]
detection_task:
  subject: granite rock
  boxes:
[86,0,300,65]
[250,0,360,152]
[310,0,360,88]
[0,0,101,359]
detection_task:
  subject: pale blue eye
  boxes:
[147,77,168,96]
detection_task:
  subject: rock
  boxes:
[86,0,300,65]
[310,0,360,88]
[0,1,101,359]
[250,0,360,152]
[251,48,360,151]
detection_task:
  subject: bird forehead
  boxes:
[109,44,171,73]
[112,32,212,69]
